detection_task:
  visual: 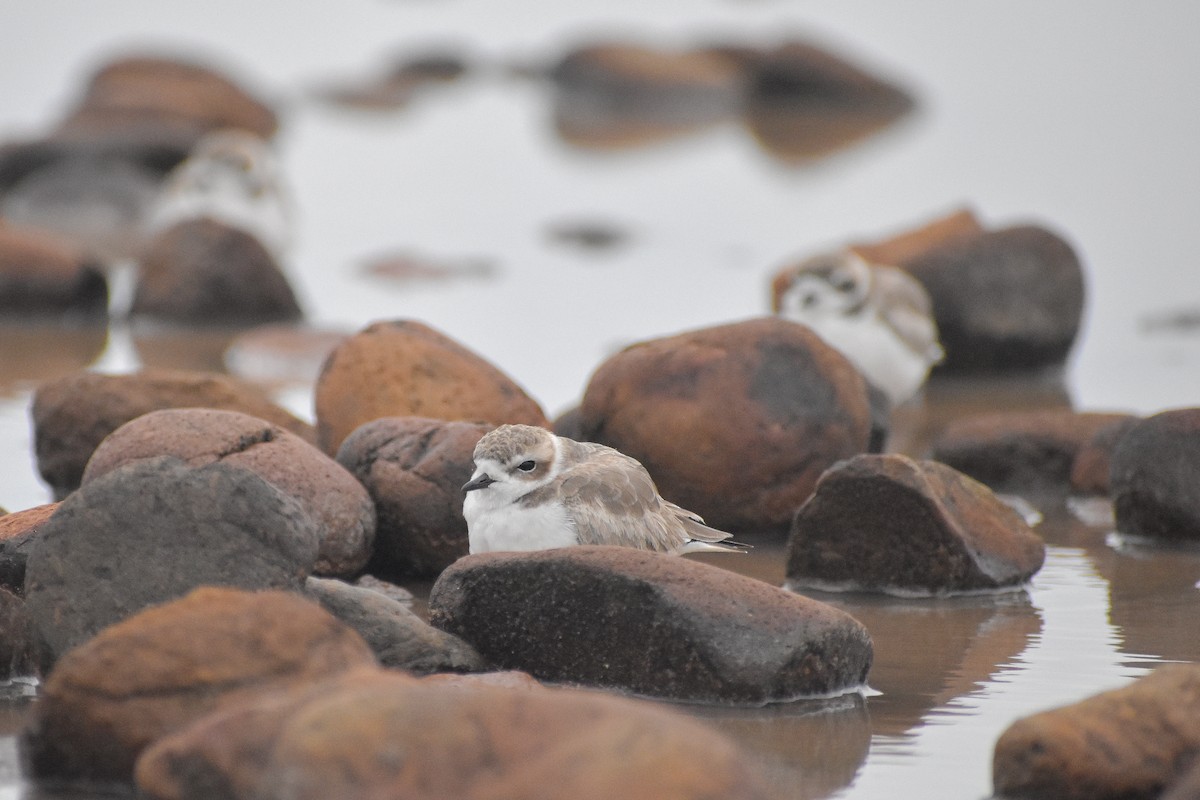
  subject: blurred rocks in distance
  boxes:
[0,224,108,319]
[313,47,471,111]
[549,36,914,161]
[358,249,497,285]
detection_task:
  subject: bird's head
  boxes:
[463,424,559,503]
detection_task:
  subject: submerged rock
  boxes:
[336,416,487,579]
[32,367,315,499]
[81,408,375,577]
[429,546,873,704]
[21,587,374,784]
[0,503,58,595]
[992,663,1200,800]
[135,667,777,800]
[305,577,486,674]
[24,458,320,668]
[314,319,548,455]
[579,316,872,532]
[0,224,108,318]
[1110,408,1200,542]
[786,454,1045,595]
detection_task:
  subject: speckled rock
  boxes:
[1070,415,1140,496]
[21,587,374,784]
[992,663,1200,800]
[0,224,107,318]
[32,368,315,499]
[0,587,36,679]
[134,667,777,800]
[429,546,872,704]
[1110,409,1200,542]
[336,416,488,579]
[314,319,548,455]
[305,577,486,674]
[930,410,1135,498]
[24,458,320,668]
[578,317,872,531]
[132,218,302,325]
[786,454,1045,595]
[81,408,374,577]
[0,503,58,595]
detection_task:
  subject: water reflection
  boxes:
[0,326,107,397]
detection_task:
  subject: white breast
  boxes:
[801,312,934,405]
[463,493,578,553]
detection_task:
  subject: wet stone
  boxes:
[305,577,487,674]
[314,319,548,455]
[428,545,873,704]
[992,663,1200,800]
[930,410,1135,498]
[786,454,1046,596]
[579,316,872,532]
[1110,408,1200,542]
[21,586,375,785]
[23,458,320,669]
[336,416,489,579]
[0,224,108,318]
[135,667,778,800]
[0,503,58,595]
[32,367,315,499]
[0,587,37,680]
[81,408,376,577]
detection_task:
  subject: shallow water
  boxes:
[2,2,1200,798]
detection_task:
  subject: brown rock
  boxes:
[429,546,873,704]
[992,663,1200,800]
[314,319,548,455]
[1110,408,1200,542]
[0,224,107,318]
[1070,415,1140,496]
[135,667,777,800]
[786,454,1045,595]
[0,503,58,595]
[32,367,315,499]
[21,587,375,784]
[336,416,488,579]
[849,207,984,267]
[578,316,871,531]
[0,587,36,679]
[81,408,375,576]
[132,218,302,325]
[931,410,1137,498]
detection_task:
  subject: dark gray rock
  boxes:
[305,577,487,674]
[0,587,37,679]
[429,545,873,704]
[1110,408,1200,542]
[23,457,319,668]
[786,454,1045,595]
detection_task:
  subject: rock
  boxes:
[0,224,108,318]
[81,408,374,576]
[336,416,488,579]
[1163,758,1200,800]
[31,367,315,499]
[0,503,58,595]
[1110,409,1200,542]
[314,319,548,455]
[305,577,487,674]
[1070,415,1140,496]
[135,667,777,800]
[350,574,414,604]
[429,546,872,704]
[21,586,375,784]
[930,410,1135,498]
[23,458,320,668]
[131,218,302,324]
[850,207,985,267]
[874,224,1086,372]
[0,587,37,679]
[992,663,1200,800]
[786,454,1045,595]
[578,317,872,531]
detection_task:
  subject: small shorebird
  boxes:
[772,249,944,405]
[145,129,292,258]
[462,424,746,555]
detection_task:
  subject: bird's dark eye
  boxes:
[831,273,856,292]
[517,460,536,472]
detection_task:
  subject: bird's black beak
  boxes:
[462,473,496,493]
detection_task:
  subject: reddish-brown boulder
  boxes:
[21,587,375,784]
[32,368,315,499]
[0,224,107,318]
[314,319,548,455]
[82,408,375,576]
[0,503,58,595]
[786,454,1045,595]
[336,416,488,579]
[1110,408,1200,542]
[993,663,1200,800]
[578,316,871,531]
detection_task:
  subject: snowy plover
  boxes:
[462,424,745,555]
[145,129,292,257]
[772,250,943,405]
